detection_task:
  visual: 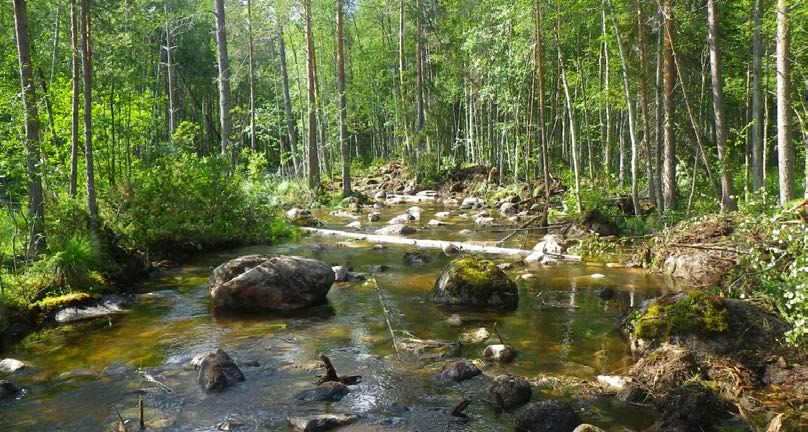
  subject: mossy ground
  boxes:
[633,291,729,341]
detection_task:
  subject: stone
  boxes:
[372,244,387,250]
[367,212,381,222]
[460,197,484,209]
[432,256,518,308]
[295,381,350,402]
[288,414,358,432]
[596,375,630,390]
[446,314,463,327]
[459,327,490,344]
[332,266,349,282]
[0,359,26,373]
[55,295,129,323]
[285,208,321,227]
[487,374,532,410]
[440,360,481,382]
[345,221,361,230]
[398,338,460,361]
[572,425,606,432]
[618,344,701,403]
[197,349,245,392]
[474,216,495,226]
[434,211,451,218]
[374,191,387,201]
[427,219,449,226]
[209,255,334,311]
[407,206,423,220]
[499,202,518,215]
[497,263,514,270]
[0,380,19,401]
[375,224,416,237]
[533,234,570,254]
[514,400,583,432]
[482,344,518,362]
[403,251,430,266]
[388,213,415,224]
[592,287,615,301]
[442,244,460,256]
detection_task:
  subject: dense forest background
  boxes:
[2,0,808,339]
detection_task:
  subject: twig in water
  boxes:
[451,399,472,417]
[113,405,129,432]
[492,322,505,344]
[370,277,401,356]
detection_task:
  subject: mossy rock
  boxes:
[431,255,518,308]
[633,291,729,341]
[27,292,101,323]
[624,291,787,355]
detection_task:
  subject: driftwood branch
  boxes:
[496,215,541,246]
[302,228,581,260]
[451,400,472,417]
[317,354,361,385]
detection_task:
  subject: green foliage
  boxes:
[633,291,730,341]
[567,233,615,261]
[104,153,295,256]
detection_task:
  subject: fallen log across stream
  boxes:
[301,227,582,261]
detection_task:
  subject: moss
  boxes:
[634,291,729,341]
[446,255,504,296]
[27,292,101,323]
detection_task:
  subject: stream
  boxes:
[0,203,681,431]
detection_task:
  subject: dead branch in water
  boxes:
[316,354,361,385]
[451,399,472,417]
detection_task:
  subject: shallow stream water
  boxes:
[0,202,680,431]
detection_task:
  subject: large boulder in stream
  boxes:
[487,374,532,410]
[196,349,245,392]
[514,400,583,432]
[0,380,19,401]
[432,255,518,308]
[209,255,334,311]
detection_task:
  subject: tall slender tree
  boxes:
[81,0,98,232]
[776,0,794,206]
[69,0,80,197]
[304,0,320,189]
[750,0,764,191]
[660,0,677,212]
[277,23,299,176]
[214,0,232,156]
[707,0,737,211]
[336,0,351,196]
[13,0,46,255]
[247,0,257,151]
[636,0,658,214]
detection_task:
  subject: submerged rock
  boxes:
[432,256,518,308]
[197,349,245,392]
[367,212,381,222]
[209,255,334,311]
[592,287,615,301]
[403,251,430,266]
[0,359,25,373]
[440,360,482,382]
[514,400,582,432]
[446,314,463,327]
[54,295,129,323]
[295,381,350,402]
[375,224,416,237]
[288,414,358,431]
[533,234,571,254]
[0,380,19,401]
[487,374,532,410]
[398,338,460,361]
[572,425,606,432]
[459,327,490,344]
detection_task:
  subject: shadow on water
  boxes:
[0,203,678,431]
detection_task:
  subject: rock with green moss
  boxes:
[623,291,787,355]
[431,255,518,308]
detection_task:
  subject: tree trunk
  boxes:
[414,0,425,156]
[607,0,640,216]
[69,0,79,197]
[660,0,676,212]
[601,4,612,180]
[750,0,764,191]
[81,0,98,232]
[336,0,351,196]
[707,0,737,211]
[247,0,257,151]
[277,26,299,176]
[535,0,550,225]
[13,0,46,255]
[636,0,658,213]
[304,0,320,189]
[776,0,794,205]
[164,3,177,137]
[556,21,582,214]
[213,0,232,156]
